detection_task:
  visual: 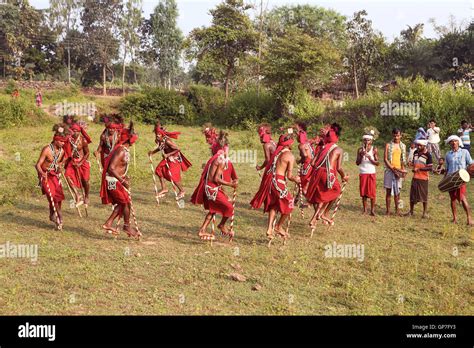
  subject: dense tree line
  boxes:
[0,0,472,103]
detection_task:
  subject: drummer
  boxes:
[444,135,473,225]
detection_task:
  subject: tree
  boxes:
[265,4,347,50]
[389,25,439,81]
[81,0,122,95]
[0,0,43,79]
[346,10,384,97]
[119,0,143,95]
[147,0,183,90]
[263,27,340,111]
[400,24,424,45]
[186,0,257,104]
[49,0,83,83]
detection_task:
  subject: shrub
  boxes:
[119,87,196,125]
[0,95,47,128]
[326,77,474,144]
[224,89,278,127]
[187,84,226,124]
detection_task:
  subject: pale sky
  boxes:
[30,0,473,41]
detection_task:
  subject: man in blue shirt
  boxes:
[444,135,473,225]
[457,120,473,153]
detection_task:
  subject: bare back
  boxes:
[275,150,295,177]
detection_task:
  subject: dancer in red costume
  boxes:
[256,124,276,174]
[64,122,92,206]
[295,122,314,195]
[191,131,238,241]
[94,114,124,168]
[250,133,300,243]
[35,124,68,230]
[306,123,349,227]
[148,125,192,200]
[100,122,140,238]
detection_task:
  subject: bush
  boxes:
[4,79,18,95]
[186,84,226,124]
[325,77,474,144]
[224,89,278,127]
[0,95,47,128]
[119,87,197,125]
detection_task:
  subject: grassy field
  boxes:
[0,121,473,315]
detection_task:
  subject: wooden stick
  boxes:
[133,146,136,172]
[73,164,88,217]
[43,176,61,230]
[123,187,142,240]
[60,173,82,218]
[297,164,305,219]
[148,156,160,205]
[163,157,182,208]
[229,188,237,242]
[327,181,347,232]
[95,154,103,174]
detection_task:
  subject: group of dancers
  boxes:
[34,115,473,247]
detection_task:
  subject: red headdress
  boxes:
[324,129,339,144]
[204,127,218,145]
[258,125,272,143]
[53,135,68,142]
[297,130,308,144]
[155,127,180,139]
[69,123,92,144]
[120,128,138,145]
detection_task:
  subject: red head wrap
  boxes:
[120,128,138,145]
[155,127,180,139]
[297,130,307,144]
[70,123,81,132]
[324,129,339,144]
[53,135,68,142]
[258,126,272,143]
[277,134,294,148]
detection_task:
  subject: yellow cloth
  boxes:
[391,146,402,169]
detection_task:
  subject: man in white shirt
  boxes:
[426,119,441,162]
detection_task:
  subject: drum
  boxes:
[438,169,470,192]
[467,164,474,178]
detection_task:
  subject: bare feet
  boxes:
[274,226,289,244]
[102,224,118,235]
[467,218,473,226]
[123,224,140,240]
[370,211,376,216]
[176,191,185,200]
[321,215,334,226]
[157,189,168,196]
[198,229,215,241]
[362,210,367,215]
[422,214,429,219]
[310,213,321,227]
[218,224,234,240]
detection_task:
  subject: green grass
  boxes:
[0,123,472,315]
